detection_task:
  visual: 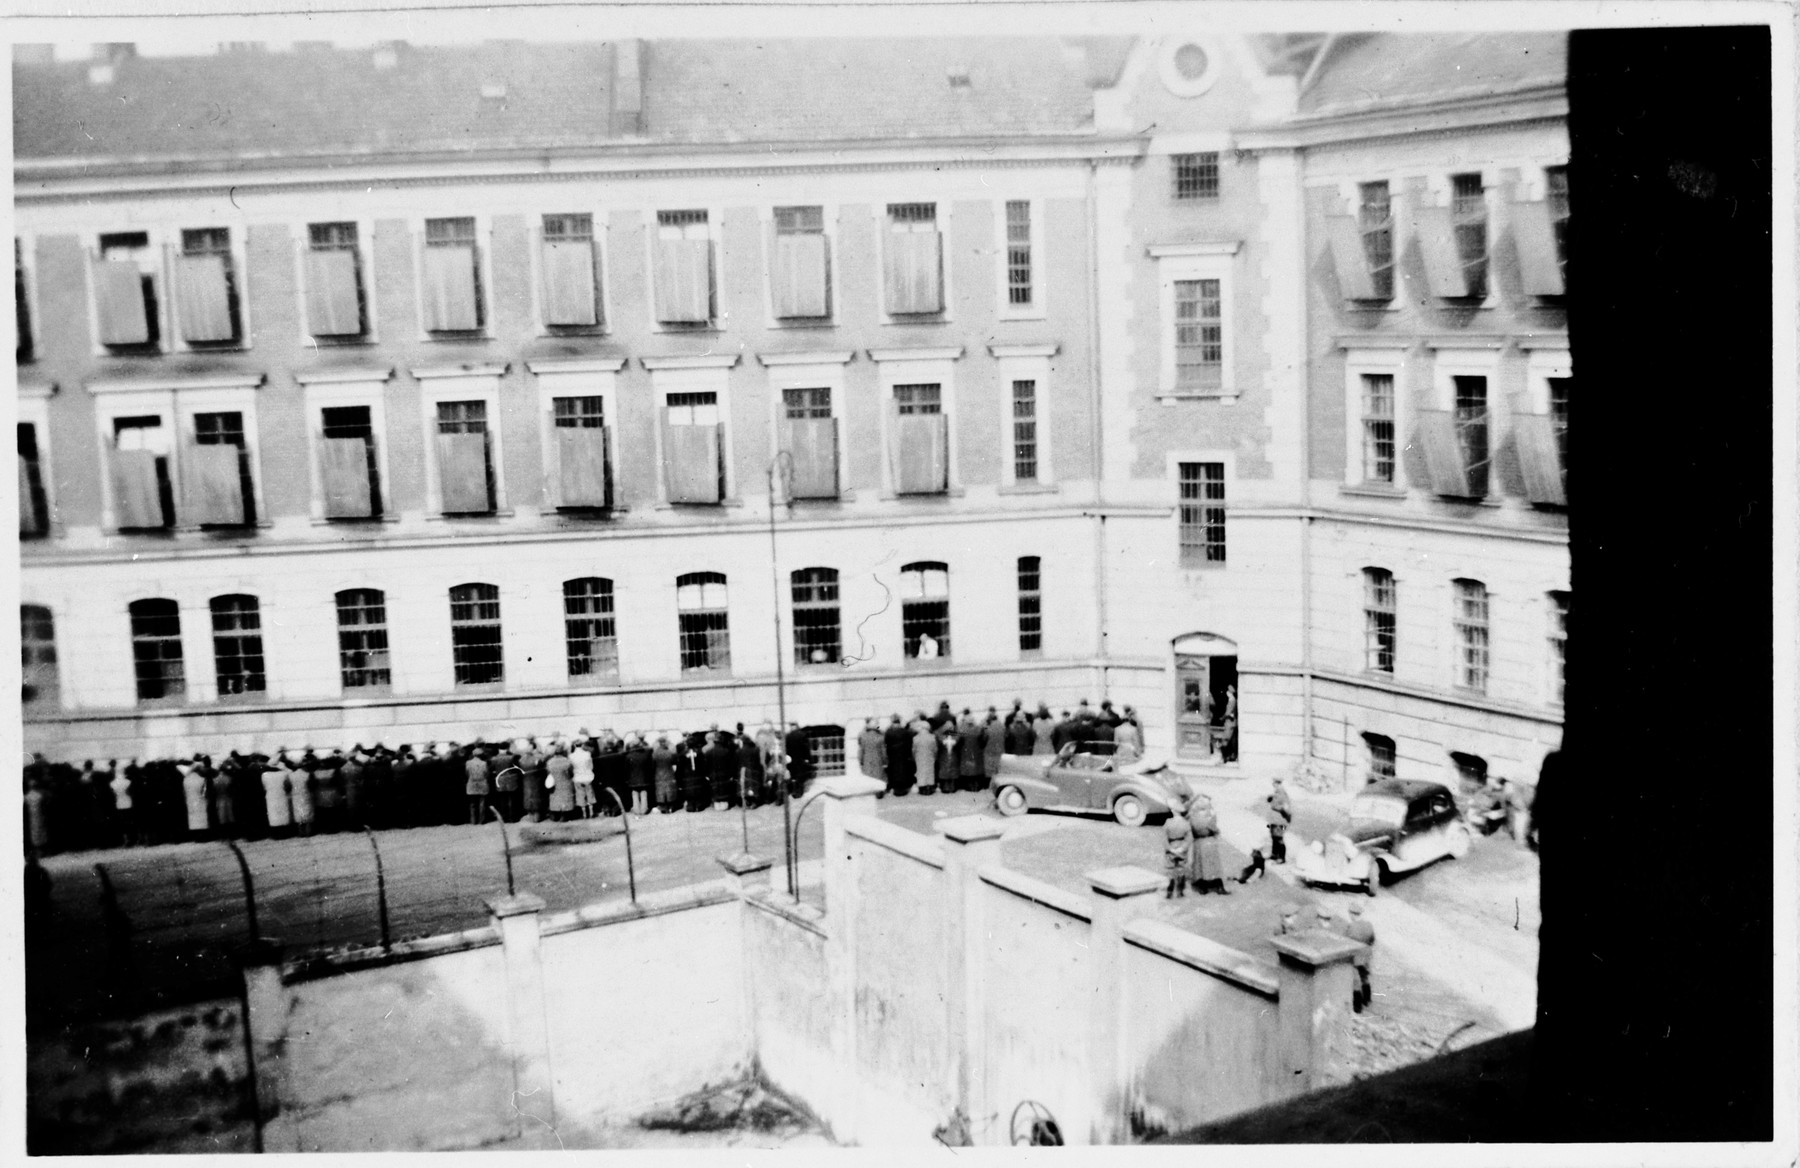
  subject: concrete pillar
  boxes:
[815,774,886,1143]
[717,851,773,897]
[485,891,556,1146]
[935,815,1005,1144]
[1270,929,1366,1096]
[239,943,298,1152]
[1084,866,1165,1145]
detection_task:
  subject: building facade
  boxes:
[13,32,1568,789]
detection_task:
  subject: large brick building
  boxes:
[12,31,1568,791]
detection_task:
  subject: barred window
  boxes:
[893,383,941,415]
[194,411,257,526]
[335,588,391,690]
[1364,568,1397,674]
[805,725,847,778]
[887,203,936,226]
[1548,377,1571,497]
[900,561,950,660]
[209,594,266,697]
[677,572,731,674]
[1450,173,1489,298]
[1173,152,1220,200]
[1359,181,1395,301]
[449,582,504,686]
[1453,579,1490,693]
[130,598,185,703]
[1361,373,1396,484]
[1017,556,1043,655]
[180,227,242,344]
[775,205,824,234]
[437,399,496,513]
[426,216,478,245]
[791,567,841,666]
[1453,376,1490,498]
[424,216,484,330]
[1548,591,1570,707]
[1173,278,1222,388]
[1012,380,1039,482]
[1363,733,1396,784]
[783,387,831,420]
[553,395,605,428]
[564,577,619,681]
[657,209,709,236]
[1546,165,1570,280]
[322,405,382,516]
[1005,200,1033,306]
[310,221,360,249]
[542,213,594,243]
[20,604,57,706]
[665,390,718,423]
[1178,462,1226,567]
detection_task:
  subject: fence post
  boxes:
[485,891,557,1146]
[1270,930,1365,1096]
[935,816,1005,1145]
[488,807,516,897]
[1084,866,1165,1145]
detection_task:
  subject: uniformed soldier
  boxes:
[1163,809,1193,898]
[1275,903,1302,935]
[1345,901,1376,1011]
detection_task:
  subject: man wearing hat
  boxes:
[1265,778,1293,865]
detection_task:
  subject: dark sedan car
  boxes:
[1293,778,1472,896]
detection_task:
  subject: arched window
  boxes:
[791,567,840,666]
[1017,556,1042,655]
[1452,579,1489,693]
[676,572,730,674]
[129,598,185,703]
[449,583,504,685]
[20,604,57,706]
[210,594,266,696]
[1363,568,1396,673]
[336,588,391,690]
[1362,732,1396,785]
[564,577,619,680]
[1449,751,1488,795]
[900,561,950,661]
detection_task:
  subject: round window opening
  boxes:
[1173,43,1210,81]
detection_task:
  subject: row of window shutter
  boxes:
[1410,410,1566,507]
[1324,199,1564,301]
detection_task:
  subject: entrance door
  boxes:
[1175,654,1213,760]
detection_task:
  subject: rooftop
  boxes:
[1300,31,1566,118]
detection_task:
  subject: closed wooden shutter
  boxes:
[654,238,712,323]
[663,420,722,504]
[305,250,362,336]
[781,417,838,499]
[319,436,373,518]
[1512,413,1567,506]
[894,413,948,495]
[423,245,480,331]
[94,259,150,345]
[1412,205,1471,299]
[556,425,611,507]
[542,241,599,326]
[1325,214,1379,300]
[773,233,829,318]
[17,458,41,535]
[436,432,491,512]
[1510,200,1565,297]
[174,254,234,342]
[182,444,246,525]
[111,449,165,528]
[886,231,943,314]
[1412,410,1470,497]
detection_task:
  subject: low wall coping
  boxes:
[717,851,774,876]
[935,815,1007,844]
[978,864,1093,923]
[845,815,947,869]
[280,924,502,984]
[1270,930,1366,970]
[1086,866,1165,899]
[744,888,830,938]
[539,884,736,938]
[817,774,888,801]
[485,892,547,919]
[1123,919,1281,999]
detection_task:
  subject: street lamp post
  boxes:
[768,453,797,898]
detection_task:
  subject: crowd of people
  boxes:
[19,695,1147,858]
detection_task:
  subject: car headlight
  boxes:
[1310,839,1325,855]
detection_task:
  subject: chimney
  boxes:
[610,39,644,136]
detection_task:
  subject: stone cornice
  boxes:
[987,343,1060,359]
[638,354,740,371]
[292,366,395,386]
[87,373,265,395]
[1147,241,1242,259]
[757,351,856,368]
[866,346,964,363]
[409,364,509,381]
[17,381,57,400]
[524,357,630,375]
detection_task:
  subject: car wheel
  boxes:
[1446,822,1472,859]
[1112,794,1147,828]
[996,786,1028,817]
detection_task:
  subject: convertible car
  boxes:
[990,741,1179,827]
[1292,778,1472,896]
